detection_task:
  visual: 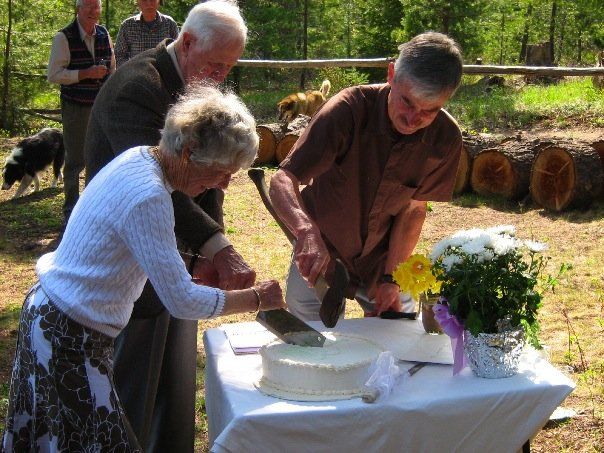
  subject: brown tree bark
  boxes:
[519,3,533,63]
[530,142,603,210]
[1,0,13,130]
[255,123,285,165]
[455,133,500,195]
[549,1,557,64]
[589,139,604,198]
[276,131,302,163]
[271,115,312,164]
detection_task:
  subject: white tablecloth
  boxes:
[203,318,574,453]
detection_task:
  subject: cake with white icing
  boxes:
[256,333,383,401]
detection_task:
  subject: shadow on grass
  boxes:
[0,306,20,431]
[453,193,604,223]
[452,192,527,212]
[0,305,20,377]
[538,200,604,224]
[0,187,63,260]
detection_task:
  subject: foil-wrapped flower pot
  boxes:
[463,327,524,378]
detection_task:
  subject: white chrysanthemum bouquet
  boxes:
[429,225,567,347]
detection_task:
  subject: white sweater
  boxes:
[36,146,225,337]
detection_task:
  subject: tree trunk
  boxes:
[276,131,302,163]
[530,142,603,210]
[455,133,500,195]
[454,145,471,195]
[549,1,557,64]
[519,3,533,63]
[275,115,311,163]
[470,142,534,200]
[255,123,286,165]
[231,66,241,95]
[499,10,505,65]
[300,0,309,90]
[1,0,13,130]
[590,139,604,197]
[558,10,565,62]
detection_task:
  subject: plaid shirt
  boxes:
[114,12,179,67]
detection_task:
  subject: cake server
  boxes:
[256,309,326,347]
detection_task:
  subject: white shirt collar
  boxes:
[76,17,96,41]
[166,42,185,85]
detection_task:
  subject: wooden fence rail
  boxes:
[236,59,604,76]
[13,62,604,77]
[11,61,603,125]
[16,107,61,122]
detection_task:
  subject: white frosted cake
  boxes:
[256,333,383,401]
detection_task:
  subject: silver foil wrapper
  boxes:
[464,328,524,378]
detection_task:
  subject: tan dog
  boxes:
[277,79,331,123]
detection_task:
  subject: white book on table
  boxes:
[222,321,277,354]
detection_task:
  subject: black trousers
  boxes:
[113,281,198,453]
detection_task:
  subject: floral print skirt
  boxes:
[2,284,141,452]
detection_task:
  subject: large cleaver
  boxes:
[256,309,326,347]
[248,168,349,328]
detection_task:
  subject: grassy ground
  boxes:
[0,78,603,451]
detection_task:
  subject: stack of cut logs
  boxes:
[457,132,603,211]
[254,117,603,212]
[254,115,311,166]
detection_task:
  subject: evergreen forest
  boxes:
[1,0,603,133]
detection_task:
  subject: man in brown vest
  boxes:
[47,0,115,221]
[270,32,464,321]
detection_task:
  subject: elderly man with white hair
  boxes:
[2,85,285,452]
[47,0,115,222]
[84,1,251,451]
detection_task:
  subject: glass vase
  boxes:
[419,293,442,334]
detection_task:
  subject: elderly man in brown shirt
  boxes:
[270,32,464,321]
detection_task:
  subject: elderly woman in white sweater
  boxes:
[2,85,285,452]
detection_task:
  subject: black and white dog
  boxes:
[2,128,64,198]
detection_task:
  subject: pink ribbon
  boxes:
[433,303,468,375]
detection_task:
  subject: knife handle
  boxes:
[379,310,417,320]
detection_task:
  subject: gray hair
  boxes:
[393,32,463,99]
[181,1,247,52]
[160,84,258,169]
[76,0,101,7]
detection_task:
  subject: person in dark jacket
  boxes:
[84,1,250,451]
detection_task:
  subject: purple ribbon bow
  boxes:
[433,303,468,375]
